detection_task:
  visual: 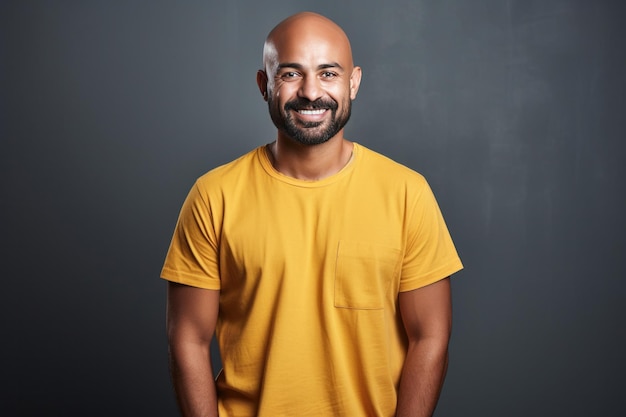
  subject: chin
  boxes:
[289,129,335,146]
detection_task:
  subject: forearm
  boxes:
[169,339,218,417]
[395,338,449,417]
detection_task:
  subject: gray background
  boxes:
[2,1,625,416]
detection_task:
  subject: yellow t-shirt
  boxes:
[161,143,463,417]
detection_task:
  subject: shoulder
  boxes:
[194,147,263,192]
[355,143,428,190]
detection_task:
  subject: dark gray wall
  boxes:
[2,1,625,416]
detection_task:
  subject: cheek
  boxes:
[327,83,351,103]
[273,80,292,97]
[272,87,288,105]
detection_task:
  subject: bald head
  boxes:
[262,12,355,76]
[256,12,362,146]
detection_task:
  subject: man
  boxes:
[162,11,463,417]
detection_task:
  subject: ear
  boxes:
[349,66,362,100]
[257,70,269,101]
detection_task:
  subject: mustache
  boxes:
[284,97,338,111]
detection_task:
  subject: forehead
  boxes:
[265,20,353,70]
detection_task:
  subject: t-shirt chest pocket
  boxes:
[334,240,402,309]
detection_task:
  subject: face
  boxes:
[267,74,352,146]
[259,18,361,146]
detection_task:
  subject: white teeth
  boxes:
[298,109,326,115]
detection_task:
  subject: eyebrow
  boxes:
[277,62,344,72]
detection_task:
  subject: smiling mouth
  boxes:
[297,109,327,115]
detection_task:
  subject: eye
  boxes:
[321,71,338,78]
[280,71,301,80]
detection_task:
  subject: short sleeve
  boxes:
[399,179,463,292]
[160,182,221,289]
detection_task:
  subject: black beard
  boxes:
[268,96,351,145]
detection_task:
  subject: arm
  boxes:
[396,277,452,417]
[167,282,220,417]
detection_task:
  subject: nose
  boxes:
[298,75,323,102]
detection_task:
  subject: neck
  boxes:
[268,134,354,181]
